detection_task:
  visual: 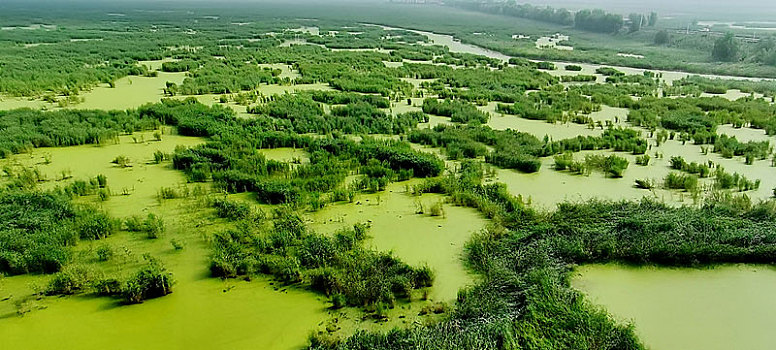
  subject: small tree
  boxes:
[654,30,669,45]
[712,33,739,62]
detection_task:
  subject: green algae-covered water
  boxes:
[0,143,484,350]
[573,264,776,350]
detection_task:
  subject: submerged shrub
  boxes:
[635,154,650,166]
[96,174,108,188]
[76,211,116,240]
[664,172,698,191]
[211,219,431,307]
[211,197,253,220]
[585,154,629,178]
[112,155,131,168]
[124,213,165,238]
[96,244,114,261]
[429,201,445,217]
[122,256,174,304]
[45,266,93,295]
[634,179,655,189]
[97,188,110,201]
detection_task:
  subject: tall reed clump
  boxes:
[209,209,433,309]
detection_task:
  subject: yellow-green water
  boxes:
[574,264,776,350]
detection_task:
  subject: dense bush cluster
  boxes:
[422,98,489,124]
[404,64,556,103]
[0,109,160,157]
[583,154,630,177]
[45,255,174,304]
[670,156,711,177]
[211,211,433,307]
[408,124,645,173]
[0,191,115,275]
[247,93,426,134]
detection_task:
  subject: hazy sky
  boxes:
[4,0,775,21]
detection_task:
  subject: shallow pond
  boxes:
[493,134,776,209]
[0,130,205,213]
[573,264,776,350]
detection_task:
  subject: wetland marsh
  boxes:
[2,1,776,349]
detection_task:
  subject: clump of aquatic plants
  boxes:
[210,208,433,308]
[584,154,629,177]
[634,178,655,189]
[422,98,489,124]
[635,154,650,166]
[123,213,166,239]
[713,135,771,164]
[122,255,175,304]
[669,156,711,177]
[664,172,699,191]
[553,153,588,175]
[0,108,161,158]
[714,167,761,191]
[408,124,645,173]
[45,255,174,304]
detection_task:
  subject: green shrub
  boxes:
[96,174,108,188]
[536,61,556,70]
[97,188,110,201]
[664,172,698,191]
[554,153,574,171]
[122,256,174,304]
[92,278,123,296]
[153,150,167,164]
[331,293,347,309]
[634,179,655,189]
[77,211,116,240]
[635,154,650,166]
[211,198,252,220]
[170,239,185,250]
[429,201,445,217]
[157,186,181,199]
[211,220,430,307]
[45,266,93,295]
[96,244,113,261]
[112,155,131,168]
[124,213,165,238]
[715,167,761,191]
[585,154,629,178]
[333,188,356,203]
[143,214,165,239]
